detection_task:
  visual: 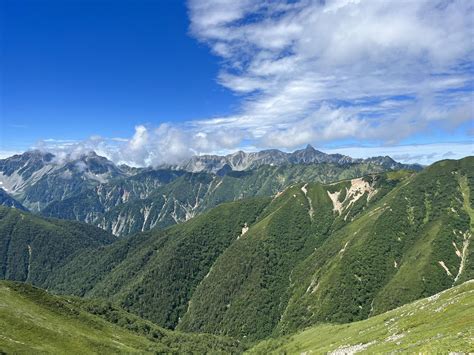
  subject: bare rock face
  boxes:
[175,145,421,173]
[0,150,130,211]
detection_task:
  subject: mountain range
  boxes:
[0,147,421,236]
[174,144,419,173]
[0,148,471,353]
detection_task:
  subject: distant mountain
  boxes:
[0,188,27,210]
[0,150,132,211]
[42,162,406,236]
[43,157,472,341]
[175,144,421,173]
[0,148,421,235]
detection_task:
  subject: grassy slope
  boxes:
[0,281,242,354]
[249,280,474,354]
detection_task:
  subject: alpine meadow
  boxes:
[1,0,473,353]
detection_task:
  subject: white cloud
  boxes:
[17,0,474,166]
[0,150,22,159]
[34,124,246,167]
[324,142,474,165]
[186,0,473,149]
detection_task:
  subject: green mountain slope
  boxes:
[278,157,473,335]
[45,170,402,334]
[177,173,403,340]
[249,280,474,354]
[38,157,472,343]
[0,206,115,286]
[45,197,272,328]
[179,158,472,340]
[0,281,243,353]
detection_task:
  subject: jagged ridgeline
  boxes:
[39,157,472,342]
[0,188,26,210]
[0,151,129,212]
[0,147,420,237]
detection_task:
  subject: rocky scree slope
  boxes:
[0,150,130,211]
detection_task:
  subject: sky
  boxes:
[1,0,473,166]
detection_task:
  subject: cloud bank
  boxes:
[34,0,474,165]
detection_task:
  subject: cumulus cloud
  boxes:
[35,124,246,167]
[28,0,474,166]
[187,0,473,148]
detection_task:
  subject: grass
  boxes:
[248,280,474,354]
[1,279,473,354]
[0,281,243,354]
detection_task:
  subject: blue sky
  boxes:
[2,0,235,149]
[1,0,473,166]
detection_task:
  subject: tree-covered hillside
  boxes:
[43,167,404,336]
[0,157,472,351]
[41,157,473,342]
[0,206,115,286]
[45,197,272,329]
[277,157,473,336]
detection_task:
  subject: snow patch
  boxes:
[26,245,32,281]
[301,184,308,195]
[306,278,320,294]
[339,241,349,254]
[454,230,471,283]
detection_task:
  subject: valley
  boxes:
[3,0,471,352]
[0,152,472,353]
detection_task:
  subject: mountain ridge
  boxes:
[40,157,472,341]
[0,156,471,349]
[0,147,421,236]
[172,144,422,173]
